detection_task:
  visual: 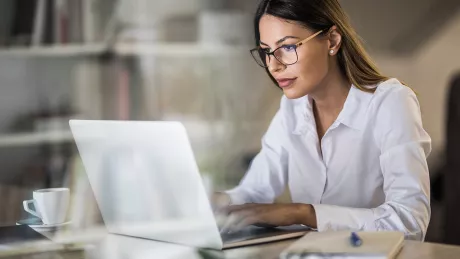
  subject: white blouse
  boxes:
[226,78,431,241]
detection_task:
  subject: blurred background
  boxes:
[0,0,458,245]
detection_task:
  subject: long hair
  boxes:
[254,0,389,91]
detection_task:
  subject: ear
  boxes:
[327,25,342,56]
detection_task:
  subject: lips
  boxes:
[276,78,297,88]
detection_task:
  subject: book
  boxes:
[280,231,404,259]
[68,0,83,43]
[32,0,47,46]
[82,0,114,43]
[0,225,86,257]
[53,0,68,44]
[0,0,14,46]
[0,225,49,244]
[9,0,38,46]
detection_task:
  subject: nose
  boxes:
[267,55,286,74]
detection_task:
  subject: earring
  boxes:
[329,50,334,54]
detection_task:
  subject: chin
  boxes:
[282,87,310,99]
[282,79,318,99]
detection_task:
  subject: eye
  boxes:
[281,45,297,52]
[260,48,270,54]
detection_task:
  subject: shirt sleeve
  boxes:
[225,109,289,205]
[312,86,431,241]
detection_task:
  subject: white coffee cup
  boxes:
[23,188,70,225]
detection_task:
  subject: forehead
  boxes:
[259,15,310,43]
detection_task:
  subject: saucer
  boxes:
[16,218,72,228]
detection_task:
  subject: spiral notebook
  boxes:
[280,231,404,259]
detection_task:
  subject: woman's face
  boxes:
[259,15,331,99]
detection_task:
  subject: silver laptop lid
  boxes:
[69,120,223,249]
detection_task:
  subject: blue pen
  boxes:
[350,232,363,247]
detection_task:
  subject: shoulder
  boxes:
[372,78,418,105]
[369,79,429,151]
[370,78,420,119]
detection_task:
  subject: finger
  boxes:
[213,204,229,216]
[220,209,255,233]
[215,205,246,226]
[214,212,227,229]
[211,192,231,212]
[233,215,259,231]
[229,210,256,232]
[220,213,240,234]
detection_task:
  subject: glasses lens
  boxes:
[250,48,268,67]
[274,45,298,65]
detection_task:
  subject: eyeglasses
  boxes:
[250,30,324,68]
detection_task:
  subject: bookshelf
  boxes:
[0,44,107,58]
[114,43,251,57]
[0,0,264,226]
[0,43,251,58]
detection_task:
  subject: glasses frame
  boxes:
[250,30,324,68]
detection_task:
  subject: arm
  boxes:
[225,109,289,205]
[311,86,431,241]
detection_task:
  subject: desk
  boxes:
[1,228,460,259]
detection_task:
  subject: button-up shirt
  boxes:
[226,78,431,241]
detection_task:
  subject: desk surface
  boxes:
[224,239,460,259]
[1,228,460,259]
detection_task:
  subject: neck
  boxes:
[310,69,350,115]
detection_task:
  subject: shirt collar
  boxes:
[336,85,373,130]
[292,84,373,135]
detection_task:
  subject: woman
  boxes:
[213,0,431,241]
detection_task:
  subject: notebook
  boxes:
[280,231,404,259]
[0,225,85,257]
[0,225,49,244]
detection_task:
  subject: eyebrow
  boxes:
[260,36,300,47]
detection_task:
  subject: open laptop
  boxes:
[69,120,309,249]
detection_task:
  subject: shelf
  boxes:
[0,44,107,58]
[0,43,252,58]
[113,43,252,57]
[0,131,74,147]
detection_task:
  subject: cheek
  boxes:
[295,47,329,84]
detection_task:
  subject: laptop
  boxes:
[69,120,309,249]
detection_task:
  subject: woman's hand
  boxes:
[211,192,232,211]
[218,203,317,233]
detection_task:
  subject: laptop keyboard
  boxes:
[220,226,287,243]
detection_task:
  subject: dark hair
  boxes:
[254,0,389,91]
